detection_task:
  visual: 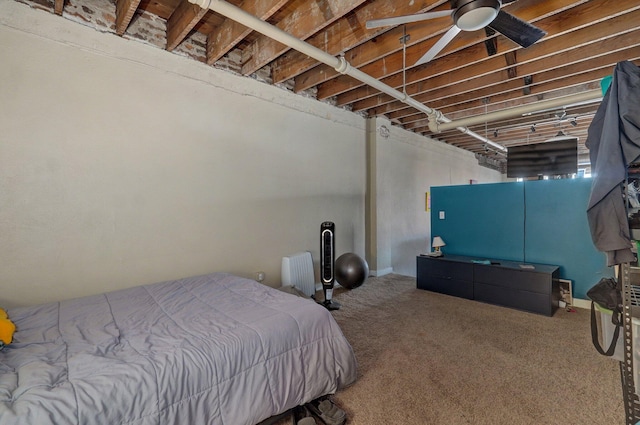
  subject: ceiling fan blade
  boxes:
[365,10,452,29]
[488,10,546,48]
[414,25,462,66]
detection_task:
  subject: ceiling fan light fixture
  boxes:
[453,0,500,31]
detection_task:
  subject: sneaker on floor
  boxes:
[305,398,346,425]
[293,405,317,425]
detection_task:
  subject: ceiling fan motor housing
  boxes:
[452,0,501,31]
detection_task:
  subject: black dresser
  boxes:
[417,254,560,316]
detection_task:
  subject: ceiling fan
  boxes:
[366,0,546,66]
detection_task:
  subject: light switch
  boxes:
[439,211,445,220]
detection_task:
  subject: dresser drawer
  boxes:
[473,265,551,294]
[475,283,553,316]
[417,276,473,299]
[418,257,473,281]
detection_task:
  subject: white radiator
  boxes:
[281,251,316,297]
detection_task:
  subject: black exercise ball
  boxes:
[335,253,369,290]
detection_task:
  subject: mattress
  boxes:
[0,273,357,425]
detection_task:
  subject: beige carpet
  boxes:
[281,273,626,425]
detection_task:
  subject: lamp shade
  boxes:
[432,236,446,248]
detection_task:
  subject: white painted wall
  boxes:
[0,1,502,307]
[373,117,504,277]
[0,2,367,307]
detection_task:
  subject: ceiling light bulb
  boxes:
[456,6,498,30]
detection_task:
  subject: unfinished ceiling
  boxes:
[19,0,640,172]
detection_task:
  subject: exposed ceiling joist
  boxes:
[26,0,640,171]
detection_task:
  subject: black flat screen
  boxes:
[507,138,578,178]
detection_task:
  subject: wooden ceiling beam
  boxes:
[315,0,564,95]
[54,0,64,15]
[206,0,288,65]
[292,13,452,92]
[383,57,634,133]
[316,20,490,100]
[382,44,638,123]
[387,43,640,121]
[351,6,640,116]
[329,0,638,106]
[301,0,569,94]
[326,32,509,102]
[240,0,368,76]
[396,78,607,128]
[316,0,585,101]
[166,0,208,52]
[115,0,142,36]
[271,0,451,85]
[436,69,617,119]
[33,0,639,161]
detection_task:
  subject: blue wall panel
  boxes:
[431,182,525,261]
[523,179,611,299]
[430,179,611,300]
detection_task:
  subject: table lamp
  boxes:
[430,236,446,257]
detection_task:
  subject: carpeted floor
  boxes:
[280,273,626,425]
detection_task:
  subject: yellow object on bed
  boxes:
[0,308,16,348]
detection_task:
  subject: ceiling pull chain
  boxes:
[401,25,408,96]
[484,97,489,152]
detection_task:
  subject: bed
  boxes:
[0,273,357,425]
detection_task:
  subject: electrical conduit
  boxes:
[188,0,507,151]
[432,90,602,132]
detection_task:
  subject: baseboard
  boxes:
[571,298,590,310]
[369,267,393,277]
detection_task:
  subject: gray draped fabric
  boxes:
[586,61,640,266]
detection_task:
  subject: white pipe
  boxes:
[432,90,602,132]
[188,0,506,151]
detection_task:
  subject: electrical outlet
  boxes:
[439,211,445,220]
[255,272,265,282]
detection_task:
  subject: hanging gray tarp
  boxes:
[586,60,640,266]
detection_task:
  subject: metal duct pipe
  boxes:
[188,0,506,151]
[431,90,603,132]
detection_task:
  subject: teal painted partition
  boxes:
[431,179,612,300]
[431,183,525,261]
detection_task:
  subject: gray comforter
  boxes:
[0,273,357,425]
